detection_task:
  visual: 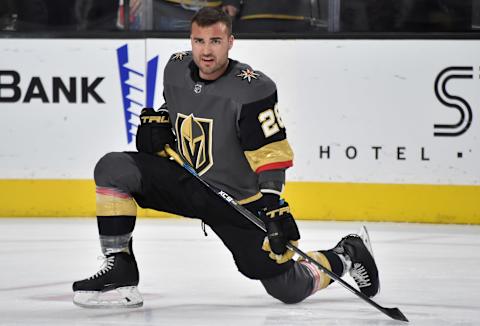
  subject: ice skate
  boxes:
[72,251,142,308]
[333,225,380,297]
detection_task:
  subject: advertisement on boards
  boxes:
[149,39,480,185]
[0,40,145,178]
[1,39,479,186]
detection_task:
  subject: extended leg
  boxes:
[261,250,345,304]
[262,226,379,303]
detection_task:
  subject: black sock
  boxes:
[319,250,345,284]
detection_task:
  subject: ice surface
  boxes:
[0,218,479,325]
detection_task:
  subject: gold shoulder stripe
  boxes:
[244,139,294,172]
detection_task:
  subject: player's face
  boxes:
[191,22,234,80]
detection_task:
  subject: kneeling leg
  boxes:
[261,250,344,304]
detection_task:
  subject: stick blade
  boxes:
[382,307,409,322]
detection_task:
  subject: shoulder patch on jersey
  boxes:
[170,51,190,61]
[236,69,260,83]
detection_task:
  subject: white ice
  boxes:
[1,218,479,326]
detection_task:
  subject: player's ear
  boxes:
[228,34,234,50]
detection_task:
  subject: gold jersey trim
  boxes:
[238,191,262,205]
[244,139,294,172]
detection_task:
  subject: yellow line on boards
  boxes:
[0,180,478,224]
[0,179,175,218]
[284,182,480,224]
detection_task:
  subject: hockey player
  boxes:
[72,7,379,308]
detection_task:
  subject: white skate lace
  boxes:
[88,256,115,280]
[350,263,371,288]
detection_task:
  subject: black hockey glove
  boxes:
[259,195,300,264]
[136,106,175,156]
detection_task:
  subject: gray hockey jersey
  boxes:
[163,51,293,203]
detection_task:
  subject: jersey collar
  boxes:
[189,59,238,84]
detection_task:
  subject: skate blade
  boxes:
[73,286,143,308]
[358,225,381,296]
[358,225,374,257]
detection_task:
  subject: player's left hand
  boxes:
[259,199,300,264]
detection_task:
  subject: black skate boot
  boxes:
[333,226,380,297]
[73,248,142,308]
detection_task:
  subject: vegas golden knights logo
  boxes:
[175,113,213,175]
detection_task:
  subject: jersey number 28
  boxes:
[258,105,285,138]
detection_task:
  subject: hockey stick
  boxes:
[164,145,408,322]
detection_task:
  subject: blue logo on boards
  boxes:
[117,44,159,144]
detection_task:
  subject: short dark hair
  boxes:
[191,7,232,35]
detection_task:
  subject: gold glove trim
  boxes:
[140,115,170,124]
[265,205,291,219]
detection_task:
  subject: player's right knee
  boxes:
[263,281,307,304]
[261,263,312,304]
[94,152,142,194]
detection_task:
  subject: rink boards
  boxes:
[0,39,479,223]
